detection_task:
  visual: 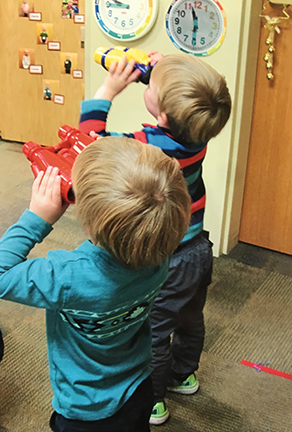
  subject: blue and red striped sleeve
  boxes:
[79,99,136,139]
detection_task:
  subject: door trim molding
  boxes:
[221,0,263,254]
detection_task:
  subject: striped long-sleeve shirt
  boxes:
[79,99,207,244]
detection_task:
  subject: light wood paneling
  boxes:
[239,2,292,254]
[0,1,84,146]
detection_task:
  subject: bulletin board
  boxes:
[0,0,85,146]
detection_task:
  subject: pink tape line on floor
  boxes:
[241,360,292,380]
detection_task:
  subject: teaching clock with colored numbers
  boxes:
[94,0,159,41]
[165,0,226,56]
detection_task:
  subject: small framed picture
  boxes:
[29,64,43,74]
[60,52,78,75]
[19,48,35,70]
[72,70,83,79]
[43,80,60,101]
[19,1,34,18]
[48,41,61,51]
[54,94,65,105]
[29,12,42,21]
[62,0,79,19]
[36,23,53,45]
[74,14,85,24]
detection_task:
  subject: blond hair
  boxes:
[72,137,191,269]
[151,54,231,143]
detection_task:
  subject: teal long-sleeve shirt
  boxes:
[0,210,168,420]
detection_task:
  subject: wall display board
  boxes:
[0,0,85,146]
[93,0,159,41]
[165,0,226,56]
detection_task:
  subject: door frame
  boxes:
[221,0,263,255]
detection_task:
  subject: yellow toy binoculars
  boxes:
[94,46,153,85]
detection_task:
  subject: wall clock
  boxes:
[165,0,226,56]
[94,0,159,41]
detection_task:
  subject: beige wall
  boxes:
[84,0,262,256]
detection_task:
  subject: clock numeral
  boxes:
[175,17,180,25]
[114,16,118,24]
[184,34,189,42]
[184,2,202,9]
[121,19,126,27]
[200,37,205,45]
[212,22,217,30]
[210,12,215,20]
[205,5,208,12]
[129,18,134,26]
[177,27,182,34]
[177,10,186,18]
[140,3,144,10]
[209,31,213,38]
[137,12,141,19]
[108,10,112,17]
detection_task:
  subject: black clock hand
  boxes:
[114,0,130,6]
[106,1,130,8]
[192,8,198,46]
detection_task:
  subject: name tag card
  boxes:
[74,14,85,24]
[29,12,42,21]
[29,65,43,74]
[54,94,65,105]
[72,70,83,79]
[48,42,61,51]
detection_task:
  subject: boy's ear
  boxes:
[157,112,169,129]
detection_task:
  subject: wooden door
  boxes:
[239,3,292,255]
[0,0,85,146]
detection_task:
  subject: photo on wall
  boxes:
[19,1,34,17]
[60,52,78,75]
[18,48,35,69]
[36,23,54,45]
[42,80,60,102]
[61,0,79,19]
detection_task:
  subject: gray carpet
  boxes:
[0,141,291,431]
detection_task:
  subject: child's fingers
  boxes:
[116,55,128,73]
[147,50,158,56]
[46,167,60,196]
[32,171,44,193]
[51,173,62,201]
[128,68,142,83]
[89,130,100,139]
[123,59,141,82]
[148,51,163,66]
[109,61,118,74]
[38,167,52,195]
[38,166,53,194]
[123,58,136,76]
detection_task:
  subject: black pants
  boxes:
[50,376,153,432]
[0,328,3,362]
[150,233,213,402]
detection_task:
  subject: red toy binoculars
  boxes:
[23,126,95,204]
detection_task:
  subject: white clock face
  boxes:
[166,0,226,56]
[94,0,158,41]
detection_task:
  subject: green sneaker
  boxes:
[167,373,199,395]
[149,401,169,425]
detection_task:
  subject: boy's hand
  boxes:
[94,55,141,101]
[147,51,164,66]
[89,131,102,140]
[29,166,69,226]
